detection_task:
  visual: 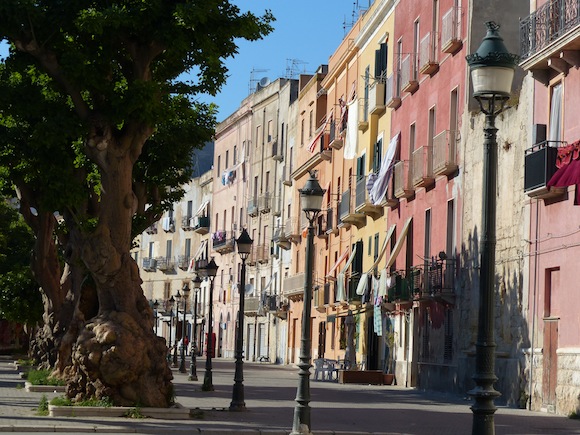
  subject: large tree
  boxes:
[0,1,272,407]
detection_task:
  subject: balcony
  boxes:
[192,216,210,235]
[177,255,190,270]
[273,226,291,250]
[161,218,175,233]
[194,258,208,271]
[181,216,193,231]
[247,246,258,266]
[412,146,435,188]
[355,176,384,220]
[247,197,258,217]
[256,244,269,263]
[524,140,567,198]
[325,206,338,235]
[142,257,156,272]
[145,223,157,235]
[393,160,414,199]
[419,32,439,75]
[433,130,458,176]
[385,177,399,208]
[212,230,235,254]
[520,0,580,83]
[282,165,292,187]
[283,272,306,301]
[339,189,365,228]
[259,192,272,214]
[312,214,326,239]
[368,81,386,116]
[244,296,261,316]
[441,6,462,54]
[385,73,401,109]
[156,257,174,273]
[284,217,301,242]
[329,120,344,150]
[420,259,456,304]
[272,140,284,161]
[400,54,419,94]
[387,271,415,304]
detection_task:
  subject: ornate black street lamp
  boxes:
[153,300,159,335]
[179,283,190,373]
[168,296,175,364]
[189,274,202,381]
[230,228,254,411]
[466,21,518,435]
[200,257,219,392]
[291,171,326,435]
[173,290,180,367]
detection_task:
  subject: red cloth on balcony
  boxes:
[547,140,580,205]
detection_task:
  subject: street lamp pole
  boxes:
[168,296,175,363]
[173,291,180,367]
[153,300,159,335]
[189,275,202,381]
[291,171,326,435]
[179,283,190,373]
[201,257,219,392]
[230,228,254,412]
[466,21,518,435]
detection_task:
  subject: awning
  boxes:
[193,239,207,260]
[195,200,209,217]
[366,224,396,273]
[341,244,358,273]
[385,217,412,269]
[326,249,350,280]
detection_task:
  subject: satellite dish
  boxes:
[245,283,254,295]
[257,77,270,90]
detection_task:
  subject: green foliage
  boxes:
[50,396,113,407]
[124,407,146,418]
[26,369,65,386]
[37,394,49,416]
[0,197,42,324]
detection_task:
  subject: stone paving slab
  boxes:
[1,355,580,434]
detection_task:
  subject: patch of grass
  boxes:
[15,383,23,390]
[569,411,580,419]
[49,396,113,407]
[124,407,146,419]
[26,369,65,386]
[16,358,34,366]
[36,394,49,416]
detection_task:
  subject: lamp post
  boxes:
[153,300,159,335]
[291,171,326,435]
[466,21,518,435]
[230,228,254,411]
[173,291,180,367]
[189,275,202,381]
[200,257,219,391]
[179,283,191,373]
[168,296,175,363]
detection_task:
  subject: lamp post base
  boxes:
[202,375,214,392]
[188,374,198,381]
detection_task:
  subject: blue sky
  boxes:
[0,1,366,121]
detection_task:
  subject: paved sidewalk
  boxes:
[1,355,580,434]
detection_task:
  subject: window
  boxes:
[233,145,237,164]
[374,233,380,261]
[363,66,370,122]
[225,150,229,169]
[409,123,416,156]
[373,138,383,173]
[397,39,403,93]
[368,236,372,256]
[548,82,563,142]
[446,199,455,257]
[428,107,436,147]
[265,171,270,193]
[450,88,459,133]
[217,155,221,174]
[187,201,193,219]
[309,110,313,138]
[166,240,172,259]
[149,242,154,258]
[185,238,191,259]
[256,125,261,147]
[374,42,388,80]
[413,19,420,79]
[356,154,365,181]
[164,281,171,300]
[268,120,273,142]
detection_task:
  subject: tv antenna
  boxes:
[285,59,308,79]
[249,68,269,94]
